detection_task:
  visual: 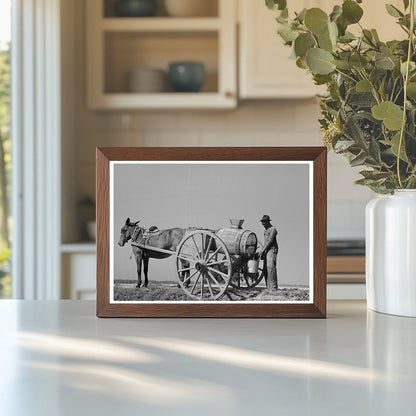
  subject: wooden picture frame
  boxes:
[96,147,327,318]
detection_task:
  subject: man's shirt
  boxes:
[264,226,278,251]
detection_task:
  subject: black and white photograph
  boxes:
[110,161,313,303]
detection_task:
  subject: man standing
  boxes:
[259,214,278,291]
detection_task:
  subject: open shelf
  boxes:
[104,31,218,94]
[101,17,221,32]
[103,0,219,18]
[87,0,236,109]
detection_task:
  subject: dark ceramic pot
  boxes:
[114,0,158,17]
[168,62,205,92]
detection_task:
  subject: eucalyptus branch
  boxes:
[397,0,415,188]
[334,68,358,84]
[359,69,381,104]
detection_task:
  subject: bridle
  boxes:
[130,225,143,244]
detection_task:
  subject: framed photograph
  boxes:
[96,147,327,318]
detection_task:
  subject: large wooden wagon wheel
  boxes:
[229,257,265,290]
[175,231,232,300]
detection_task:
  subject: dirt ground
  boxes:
[114,280,309,302]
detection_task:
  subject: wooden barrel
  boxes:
[216,228,257,256]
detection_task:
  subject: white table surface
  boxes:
[0,300,415,416]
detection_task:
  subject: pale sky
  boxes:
[112,163,311,287]
[0,0,11,49]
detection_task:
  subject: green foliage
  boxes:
[266,0,416,193]
[0,247,11,298]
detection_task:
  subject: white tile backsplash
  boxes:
[74,99,370,240]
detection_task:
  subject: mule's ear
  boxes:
[125,218,130,226]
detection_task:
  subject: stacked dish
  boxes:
[164,0,217,17]
[128,68,167,93]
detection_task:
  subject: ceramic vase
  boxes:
[366,190,416,317]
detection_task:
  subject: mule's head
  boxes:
[118,218,139,246]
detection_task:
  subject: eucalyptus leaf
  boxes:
[296,57,308,69]
[296,8,307,23]
[372,101,404,131]
[356,79,372,93]
[333,60,353,70]
[360,170,392,181]
[350,152,368,167]
[266,0,287,11]
[385,4,404,17]
[336,15,348,36]
[330,5,342,22]
[318,27,334,52]
[350,54,368,70]
[407,82,416,99]
[294,33,316,58]
[313,74,332,85]
[304,8,329,35]
[306,48,336,75]
[382,132,409,162]
[334,139,355,151]
[371,29,380,42]
[375,55,395,70]
[277,23,298,43]
[339,31,356,43]
[363,29,376,46]
[342,0,364,24]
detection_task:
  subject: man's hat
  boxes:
[260,214,271,222]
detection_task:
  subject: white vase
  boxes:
[366,190,416,317]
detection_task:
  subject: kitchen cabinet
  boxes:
[239,0,325,99]
[61,245,96,300]
[86,0,237,109]
[238,0,404,99]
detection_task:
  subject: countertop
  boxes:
[0,300,415,415]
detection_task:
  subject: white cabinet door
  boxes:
[62,253,96,300]
[239,0,326,99]
[238,0,404,99]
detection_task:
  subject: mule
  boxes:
[118,218,188,289]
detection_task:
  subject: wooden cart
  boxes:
[135,223,265,300]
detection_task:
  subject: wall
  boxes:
[62,0,374,243]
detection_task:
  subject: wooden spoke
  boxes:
[200,272,204,300]
[207,270,221,286]
[177,255,197,263]
[206,275,215,298]
[207,267,229,280]
[205,246,222,264]
[203,235,213,261]
[200,233,206,261]
[206,259,228,267]
[182,269,199,285]
[177,266,194,273]
[191,235,201,259]
[190,272,202,295]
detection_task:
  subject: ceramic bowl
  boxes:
[168,62,205,92]
[114,0,158,17]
